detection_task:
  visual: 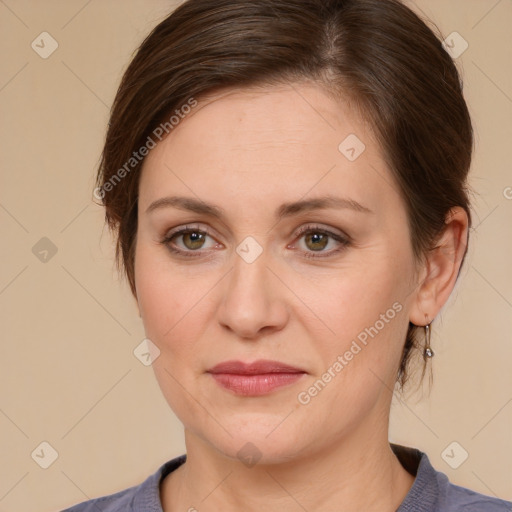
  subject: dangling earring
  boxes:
[423,320,434,359]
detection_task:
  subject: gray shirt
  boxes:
[61,444,512,511]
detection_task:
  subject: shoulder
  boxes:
[59,454,186,512]
[392,444,512,512]
[436,475,512,512]
[60,485,136,512]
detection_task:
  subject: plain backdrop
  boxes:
[0,1,511,510]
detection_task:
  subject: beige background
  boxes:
[0,1,511,510]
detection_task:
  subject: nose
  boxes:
[216,247,290,340]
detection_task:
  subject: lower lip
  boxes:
[209,372,305,396]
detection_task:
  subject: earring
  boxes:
[423,321,434,359]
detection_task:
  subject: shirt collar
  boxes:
[132,454,187,511]
[392,443,441,512]
[132,445,440,511]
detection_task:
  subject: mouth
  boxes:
[206,359,307,396]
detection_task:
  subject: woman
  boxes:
[63,0,511,510]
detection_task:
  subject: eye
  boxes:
[161,225,220,257]
[291,224,351,259]
[160,223,350,259]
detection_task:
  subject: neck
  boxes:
[161,415,415,511]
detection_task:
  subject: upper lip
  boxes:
[207,359,306,375]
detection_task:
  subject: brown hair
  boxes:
[95,0,474,390]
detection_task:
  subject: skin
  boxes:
[134,82,468,511]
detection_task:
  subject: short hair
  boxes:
[95,0,474,390]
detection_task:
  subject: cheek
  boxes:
[311,256,405,337]
[308,249,411,388]
[134,242,205,358]
[296,269,408,429]
[134,245,213,427]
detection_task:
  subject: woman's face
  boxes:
[135,83,422,464]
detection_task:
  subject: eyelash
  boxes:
[160,224,350,260]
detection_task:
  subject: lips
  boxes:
[206,359,306,396]
[207,359,305,375]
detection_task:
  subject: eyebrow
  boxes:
[145,195,374,219]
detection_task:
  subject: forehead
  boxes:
[161,83,372,153]
[138,83,400,217]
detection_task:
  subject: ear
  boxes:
[409,206,469,326]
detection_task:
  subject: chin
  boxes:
[194,415,314,467]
